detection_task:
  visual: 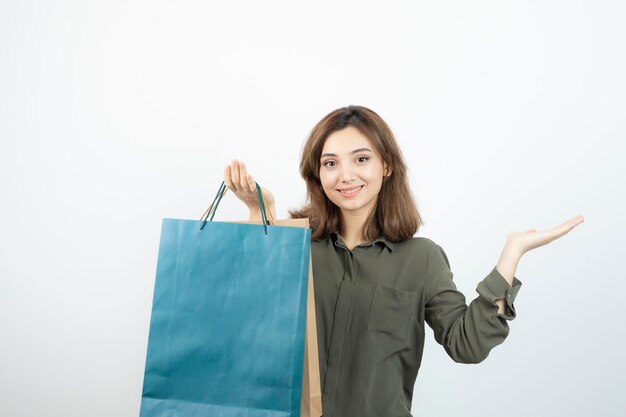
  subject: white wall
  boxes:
[1,1,624,416]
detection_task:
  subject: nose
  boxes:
[340,164,356,183]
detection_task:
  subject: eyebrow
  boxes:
[320,148,373,159]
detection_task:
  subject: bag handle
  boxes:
[199,181,274,235]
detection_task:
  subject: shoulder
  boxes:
[386,237,442,270]
[396,236,451,266]
[395,236,439,253]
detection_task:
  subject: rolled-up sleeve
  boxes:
[424,243,522,364]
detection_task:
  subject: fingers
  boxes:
[570,215,585,227]
[238,162,254,192]
[246,171,256,192]
[555,215,584,236]
[224,164,234,190]
[225,159,242,192]
[225,159,257,193]
[535,215,584,245]
[230,159,240,190]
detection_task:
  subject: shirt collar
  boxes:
[315,231,396,252]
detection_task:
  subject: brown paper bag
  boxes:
[299,241,323,417]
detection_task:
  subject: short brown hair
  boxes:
[288,105,424,242]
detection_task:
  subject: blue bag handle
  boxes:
[199,181,271,235]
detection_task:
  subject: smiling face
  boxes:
[319,126,389,219]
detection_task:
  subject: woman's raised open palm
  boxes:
[507,215,585,257]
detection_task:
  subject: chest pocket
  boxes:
[367,284,417,340]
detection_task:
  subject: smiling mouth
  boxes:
[337,185,364,196]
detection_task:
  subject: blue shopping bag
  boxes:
[140,182,312,417]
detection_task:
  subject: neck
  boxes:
[339,208,371,247]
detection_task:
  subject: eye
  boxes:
[322,160,336,167]
[357,156,369,163]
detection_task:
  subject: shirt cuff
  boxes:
[476,265,522,320]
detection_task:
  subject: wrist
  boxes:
[506,242,524,260]
[248,204,276,221]
[496,245,521,287]
[248,208,263,222]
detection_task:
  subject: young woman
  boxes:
[223,105,584,417]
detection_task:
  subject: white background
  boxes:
[1,1,625,416]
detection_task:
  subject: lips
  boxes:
[337,185,364,197]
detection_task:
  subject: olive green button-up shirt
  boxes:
[311,232,522,417]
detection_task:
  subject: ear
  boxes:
[383,162,393,177]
